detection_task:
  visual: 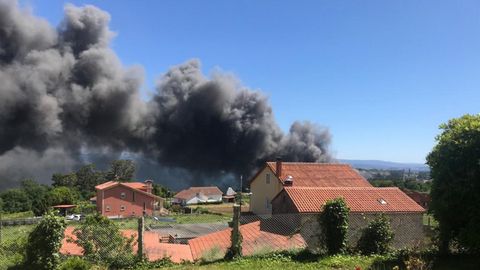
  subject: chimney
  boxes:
[276,157,282,178]
[144,179,153,194]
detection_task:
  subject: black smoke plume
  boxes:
[0,1,332,190]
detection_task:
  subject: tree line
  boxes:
[0,160,171,216]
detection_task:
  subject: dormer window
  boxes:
[266,173,271,184]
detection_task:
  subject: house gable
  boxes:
[249,165,283,214]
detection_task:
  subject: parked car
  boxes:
[66,214,83,221]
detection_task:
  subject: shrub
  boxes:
[59,257,91,270]
[357,214,394,255]
[24,211,66,270]
[71,214,135,266]
[320,197,350,254]
[225,205,242,259]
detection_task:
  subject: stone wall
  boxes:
[297,212,425,251]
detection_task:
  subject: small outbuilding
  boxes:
[222,187,237,203]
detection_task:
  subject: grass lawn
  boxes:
[162,255,383,270]
[112,213,233,230]
[0,224,34,243]
[1,211,35,220]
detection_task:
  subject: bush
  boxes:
[71,214,136,267]
[170,204,183,213]
[24,211,66,270]
[59,257,91,270]
[320,197,350,254]
[357,214,394,255]
[194,206,210,214]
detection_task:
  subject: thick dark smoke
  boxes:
[0,1,332,190]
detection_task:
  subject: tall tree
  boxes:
[0,188,31,213]
[427,114,480,254]
[76,164,104,198]
[21,179,50,216]
[47,186,79,206]
[51,173,78,188]
[106,160,136,182]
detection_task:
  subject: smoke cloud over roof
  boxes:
[0,1,332,189]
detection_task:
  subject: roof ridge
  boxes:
[266,161,349,165]
[284,186,399,190]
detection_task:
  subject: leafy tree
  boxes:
[106,160,136,182]
[320,197,350,254]
[47,186,79,206]
[71,214,135,266]
[24,211,66,270]
[427,114,480,254]
[52,172,78,188]
[21,179,50,216]
[153,183,171,198]
[357,214,394,255]
[0,188,31,213]
[76,164,104,198]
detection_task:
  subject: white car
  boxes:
[66,214,82,221]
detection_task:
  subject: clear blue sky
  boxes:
[22,0,480,163]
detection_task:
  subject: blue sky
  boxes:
[22,0,480,163]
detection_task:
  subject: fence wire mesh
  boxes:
[0,209,434,269]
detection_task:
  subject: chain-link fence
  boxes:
[0,209,435,269]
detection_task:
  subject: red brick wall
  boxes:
[99,185,157,217]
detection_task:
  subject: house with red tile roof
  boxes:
[249,159,372,214]
[271,186,426,249]
[173,186,223,205]
[95,180,164,218]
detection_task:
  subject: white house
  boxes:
[173,186,223,205]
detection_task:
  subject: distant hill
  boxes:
[339,159,429,171]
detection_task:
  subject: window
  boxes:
[120,192,126,199]
[106,205,111,212]
[120,205,126,211]
[266,173,271,184]
[265,197,271,210]
[132,191,135,202]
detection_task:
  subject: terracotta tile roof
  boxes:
[61,226,193,263]
[265,162,372,187]
[122,182,147,190]
[95,180,118,190]
[95,181,163,200]
[174,186,223,200]
[188,220,307,260]
[279,187,425,213]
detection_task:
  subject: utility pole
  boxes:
[239,175,243,211]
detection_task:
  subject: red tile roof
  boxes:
[174,186,223,200]
[61,226,193,263]
[123,182,147,190]
[95,180,118,190]
[188,220,307,260]
[95,181,163,200]
[263,162,372,187]
[278,187,425,213]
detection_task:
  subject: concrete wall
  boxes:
[249,166,284,215]
[297,212,425,251]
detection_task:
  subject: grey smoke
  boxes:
[0,1,332,190]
